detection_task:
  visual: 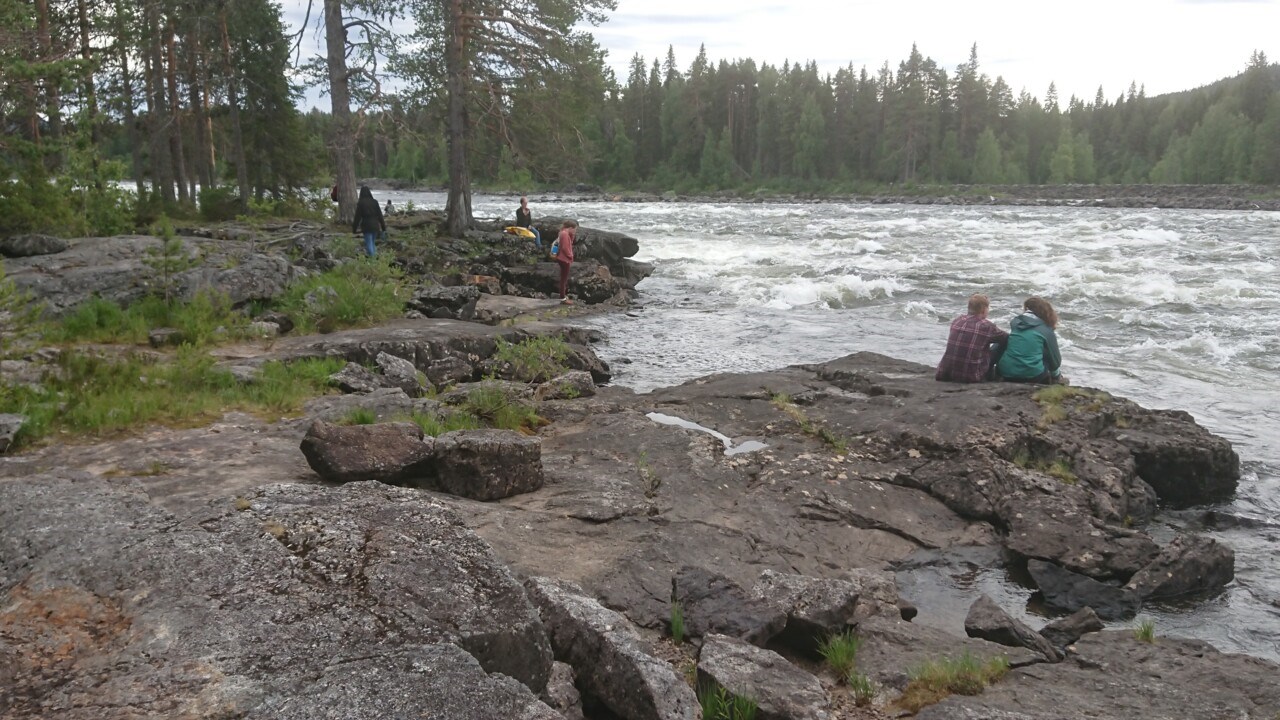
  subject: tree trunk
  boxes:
[77,0,101,190]
[323,0,356,224]
[165,18,189,205]
[190,38,216,191]
[35,0,62,169]
[218,2,249,213]
[117,0,145,194]
[146,1,175,204]
[444,0,472,237]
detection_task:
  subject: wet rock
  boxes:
[675,566,787,646]
[0,413,26,452]
[412,430,544,501]
[376,351,425,398]
[1027,559,1140,620]
[1038,607,1104,650]
[751,569,898,653]
[0,233,68,257]
[1001,493,1161,579]
[299,420,434,483]
[1124,535,1235,601]
[0,478,556,717]
[542,661,586,720]
[330,361,386,394]
[915,631,1280,720]
[697,633,831,720]
[409,285,480,321]
[1114,412,1240,507]
[964,594,1061,661]
[534,371,597,401]
[565,343,612,383]
[502,261,629,305]
[524,577,699,720]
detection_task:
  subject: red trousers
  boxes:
[558,260,571,298]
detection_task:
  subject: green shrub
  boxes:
[670,601,685,644]
[409,410,482,437]
[492,335,571,382]
[818,631,863,680]
[897,653,1009,712]
[0,351,344,447]
[344,408,378,425]
[48,292,249,347]
[198,185,242,222]
[697,684,757,720]
[1134,618,1156,643]
[275,256,406,333]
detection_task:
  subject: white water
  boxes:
[389,190,1280,660]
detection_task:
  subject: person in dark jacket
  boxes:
[352,186,386,258]
[998,297,1068,384]
[936,293,1008,383]
[515,195,541,248]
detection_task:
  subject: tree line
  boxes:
[2,0,1277,239]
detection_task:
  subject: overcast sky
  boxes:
[284,0,1279,106]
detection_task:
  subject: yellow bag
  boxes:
[504,226,536,239]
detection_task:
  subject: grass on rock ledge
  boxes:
[0,349,345,448]
[896,652,1010,713]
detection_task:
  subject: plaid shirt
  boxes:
[936,314,1008,383]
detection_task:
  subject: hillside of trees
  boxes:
[2,0,1277,238]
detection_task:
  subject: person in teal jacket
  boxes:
[997,297,1068,384]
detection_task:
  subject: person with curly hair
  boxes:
[998,296,1068,384]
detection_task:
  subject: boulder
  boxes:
[697,633,831,720]
[853,613,1044,692]
[257,310,295,334]
[542,661,586,720]
[964,594,1061,661]
[426,356,477,387]
[675,566,787,647]
[534,371,597,401]
[411,429,544,501]
[751,569,898,653]
[1038,607,1104,650]
[329,361,387,394]
[502,261,628,305]
[303,387,415,423]
[0,233,69,257]
[247,320,280,337]
[299,420,434,483]
[0,413,26,452]
[524,577,699,720]
[0,478,557,717]
[1124,535,1235,601]
[409,285,480,321]
[565,342,612,383]
[376,351,425,398]
[1027,559,1140,620]
[1114,412,1240,507]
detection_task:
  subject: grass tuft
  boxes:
[462,385,542,432]
[770,392,848,453]
[1134,618,1156,643]
[492,335,572,382]
[344,407,378,425]
[670,600,685,645]
[698,683,758,720]
[897,652,1009,713]
[817,631,863,680]
[848,672,877,706]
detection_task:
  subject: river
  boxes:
[387,190,1280,661]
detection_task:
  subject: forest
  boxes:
[2,0,1278,238]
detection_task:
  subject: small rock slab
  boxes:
[964,595,1061,661]
[525,577,699,720]
[0,233,68,257]
[1027,560,1140,620]
[534,370,597,401]
[330,361,387,394]
[676,566,787,647]
[148,327,185,348]
[0,413,26,453]
[854,613,1043,692]
[377,351,425,398]
[752,569,899,653]
[300,420,434,483]
[410,285,480,321]
[415,429,544,501]
[1124,535,1234,601]
[697,633,831,720]
[1039,607,1104,650]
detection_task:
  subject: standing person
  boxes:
[936,293,1009,383]
[351,186,386,258]
[384,199,395,215]
[516,195,541,248]
[998,297,1068,384]
[552,219,577,305]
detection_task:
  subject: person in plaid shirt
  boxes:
[936,294,1008,383]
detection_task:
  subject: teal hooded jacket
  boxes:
[997,312,1062,380]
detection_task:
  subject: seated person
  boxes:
[936,293,1008,383]
[998,297,1068,384]
[516,195,542,248]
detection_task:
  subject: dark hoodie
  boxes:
[352,187,386,234]
[997,312,1062,380]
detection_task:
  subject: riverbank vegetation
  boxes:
[3,0,1277,240]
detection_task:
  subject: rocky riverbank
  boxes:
[1,213,1277,718]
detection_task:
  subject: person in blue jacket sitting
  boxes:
[998,297,1069,385]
